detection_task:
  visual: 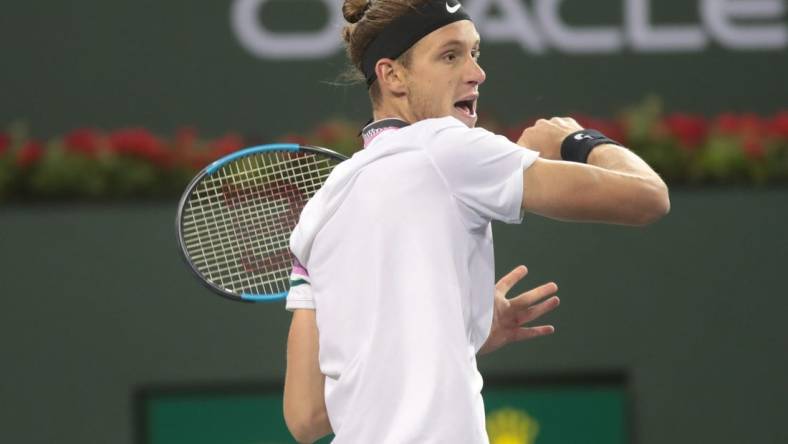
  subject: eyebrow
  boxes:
[437,39,481,51]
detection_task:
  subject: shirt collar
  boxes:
[360,118,410,148]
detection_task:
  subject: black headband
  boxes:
[361,0,472,86]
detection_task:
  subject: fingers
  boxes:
[524,117,583,133]
[526,117,581,129]
[513,325,555,342]
[516,295,560,325]
[547,117,582,129]
[509,282,558,308]
[495,265,528,295]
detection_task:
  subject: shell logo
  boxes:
[486,408,540,444]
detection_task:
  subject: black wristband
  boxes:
[561,129,622,163]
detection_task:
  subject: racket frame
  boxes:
[175,143,348,303]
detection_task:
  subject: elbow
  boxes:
[284,404,329,444]
[284,412,315,443]
[632,181,671,226]
[286,422,317,444]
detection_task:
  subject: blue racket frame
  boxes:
[175,143,348,303]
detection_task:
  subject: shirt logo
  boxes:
[574,133,593,141]
[446,1,461,13]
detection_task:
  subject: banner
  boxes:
[232,0,787,58]
[2,1,785,138]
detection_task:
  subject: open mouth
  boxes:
[454,98,477,117]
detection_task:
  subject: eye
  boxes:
[443,51,457,62]
[471,49,481,60]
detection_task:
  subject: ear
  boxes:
[375,58,408,96]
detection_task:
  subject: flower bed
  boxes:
[1,99,786,200]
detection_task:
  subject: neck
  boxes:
[373,98,416,125]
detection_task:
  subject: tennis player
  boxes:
[283,1,670,442]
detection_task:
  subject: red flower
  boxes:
[16,141,44,167]
[767,111,788,139]
[175,127,198,150]
[663,113,708,150]
[314,123,341,145]
[714,113,765,136]
[715,113,740,134]
[170,127,199,168]
[738,113,764,134]
[742,135,765,159]
[187,151,218,170]
[597,121,627,146]
[0,132,10,155]
[109,128,170,166]
[210,132,245,158]
[64,128,101,156]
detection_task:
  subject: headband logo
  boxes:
[445,1,461,14]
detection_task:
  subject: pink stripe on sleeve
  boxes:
[292,258,309,277]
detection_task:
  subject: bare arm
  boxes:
[519,118,670,226]
[283,309,332,443]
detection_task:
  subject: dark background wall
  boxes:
[2,191,787,444]
[2,0,786,138]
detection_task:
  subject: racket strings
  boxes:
[185,152,333,202]
[181,150,338,296]
[184,159,333,258]
[187,156,315,294]
[190,153,307,293]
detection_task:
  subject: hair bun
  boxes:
[343,0,370,24]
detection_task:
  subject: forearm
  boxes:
[518,117,670,225]
[587,143,664,183]
[588,143,670,222]
[523,158,670,226]
[284,310,332,443]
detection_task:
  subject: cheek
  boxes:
[422,75,453,96]
[407,70,456,114]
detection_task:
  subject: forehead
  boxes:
[412,20,480,53]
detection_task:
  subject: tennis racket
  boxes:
[176,143,348,303]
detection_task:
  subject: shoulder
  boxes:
[410,116,476,137]
[410,117,505,146]
[407,118,525,159]
[378,118,504,160]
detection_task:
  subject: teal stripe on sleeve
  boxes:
[289,278,309,287]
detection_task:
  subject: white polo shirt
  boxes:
[288,116,539,443]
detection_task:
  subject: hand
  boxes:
[517,117,583,160]
[478,265,560,355]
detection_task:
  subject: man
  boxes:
[283,1,670,443]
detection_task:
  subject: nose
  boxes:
[467,57,486,86]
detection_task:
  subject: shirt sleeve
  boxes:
[285,258,315,311]
[424,118,539,228]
